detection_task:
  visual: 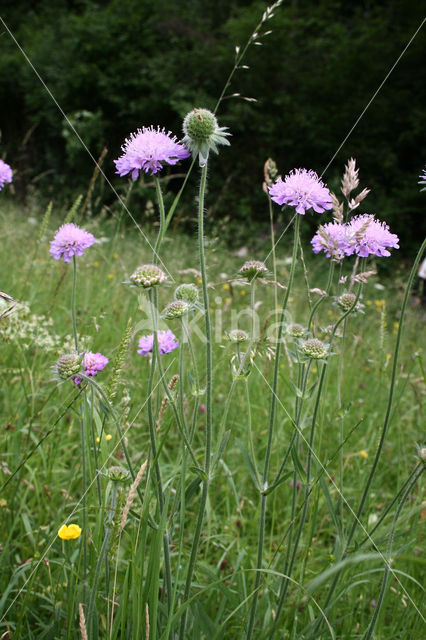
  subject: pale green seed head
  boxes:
[130,264,167,288]
[56,353,81,379]
[301,338,327,360]
[228,329,249,343]
[175,283,199,304]
[162,300,190,320]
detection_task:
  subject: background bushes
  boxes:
[0,0,425,250]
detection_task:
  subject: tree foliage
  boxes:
[0,0,424,250]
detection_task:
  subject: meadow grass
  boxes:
[0,194,424,639]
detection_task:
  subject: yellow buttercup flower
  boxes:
[58,524,82,540]
[360,450,369,459]
[105,434,112,441]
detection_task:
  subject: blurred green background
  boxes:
[0,0,425,251]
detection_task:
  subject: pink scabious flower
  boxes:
[345,214,399,257]
[419,167,426,191]
[137,330,179,357]
[269,169,333,215]
[73,351,108,385]
[311,221,348,260]
[0,159,13,190]
[114,126,190,179]
[50,223,95,263]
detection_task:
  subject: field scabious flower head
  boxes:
[239,260,268,281]
[269,169,333,215]
[114,126,190,178]
[162,300,190,320]
[71,351,108,385]
[287,323,305,338]
[418,167,426,191]
[108,465,131,482]
[137,330,179,357]
[0,159,13,190]
[175,283,198,305]
[58,523,82,540]
[130,264,167,288]
[228,329,249,343]
[50,223,95,263]
[346,214,399,257]
[301,338,328,360]
[83,351,109,376]
[337,292,360,313]
[183,108,230,166]
[311,221,348,260]
[56,353,81,379]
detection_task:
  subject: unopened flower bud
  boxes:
[108,466,131,482]
[130,264,167,288]
[287,323,305,338]
[239,260,268,281]
[228,329,249,343]
[302,338,328,360]
[162,300,190,319]
[183,108,230,166]
[175,283,198,304]
[56,353,81,379]
[337,292,359,312]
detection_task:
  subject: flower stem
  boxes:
[178,161,211,640]
[245,213,300,640]
[153,176,166,264]
[71,256,78,351]
[148,290,173,614]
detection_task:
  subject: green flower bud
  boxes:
[130,264,167,288]
[228,329,249,343]
[183,108,231,167]
[174,283,198,305]
[107,466,131,482]
[337,292,358,312]
[162,300,190,320]
[301,338,328,360]
[56,353,81,379]
[239,260,268,281]
[287,323,305,338]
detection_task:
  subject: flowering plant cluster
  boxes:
[50,223,95,263]
[0,159,13,190]
[311,214,399,259]
[114,126,190,178]
[137,330,179,357]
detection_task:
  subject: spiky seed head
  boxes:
[228,329,249,343]
[56,353,81,379]
[301,338,328,360]
[174,283,199,304]
[162,300,190,320]
[239,260,268,281]
[130,264,167,288]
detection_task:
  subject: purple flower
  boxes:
[137,330,179,357]
[269,169,333,215]
[50,223,95,263]
[0,159,13,190]
[73,351,108,385]
[419,167,426,191]
[311,222,348,260]
[114,126,190,179]
[346,214,399,258]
